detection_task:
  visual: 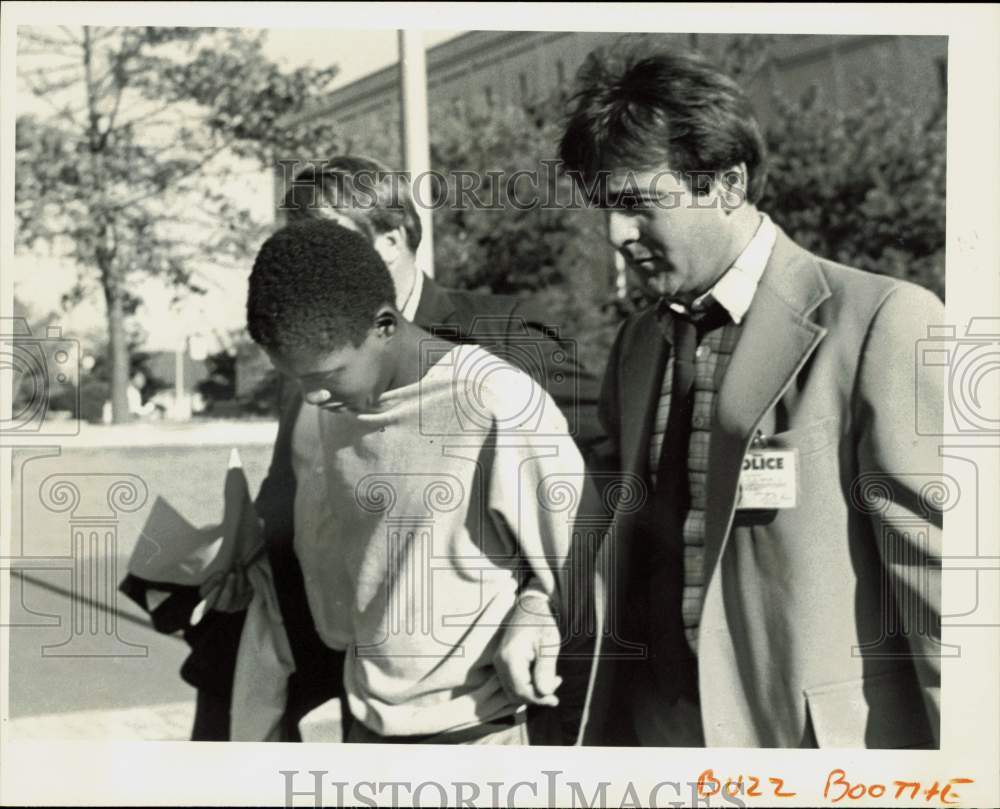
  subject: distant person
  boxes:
[236,219,584,743]
[127,371,157,418]
[559,48,943,748]
[104,370,160,423]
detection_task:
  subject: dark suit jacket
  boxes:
[123,275,602,740]
[575,228,943,748]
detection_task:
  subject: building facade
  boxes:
[280,31,947,170]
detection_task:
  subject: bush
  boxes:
[78,380,110,424]
[761,83,945,300]
[11,350,80,423]
[196,348,238,411]
[428,97,611,297]
[47,381,79,415]
[235,368,281,417]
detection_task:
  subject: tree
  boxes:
[427,96,608,296]
[15,26,341,422]
[762,82,946,301]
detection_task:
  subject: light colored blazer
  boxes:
[576,227,943,748]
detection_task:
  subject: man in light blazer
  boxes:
[559,48,943,748]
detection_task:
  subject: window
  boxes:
[556,59,566,87]
[519,72,529,100]
[484,85,493,107]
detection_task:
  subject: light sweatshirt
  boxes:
[293,343,585,736]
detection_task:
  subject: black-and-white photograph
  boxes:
[2,3,998,807]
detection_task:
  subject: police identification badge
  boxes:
[736,436,798,510]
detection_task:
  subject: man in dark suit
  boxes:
[124,156,601,742]
[559,49,943,748]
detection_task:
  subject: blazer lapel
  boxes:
[413,274,457,330]
[619,309,670,482]
[587,310,666,694]
[701,230,831,587]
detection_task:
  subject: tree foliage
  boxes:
[15,26,341,421]
[429,97,611,297]
[762,83,946,301]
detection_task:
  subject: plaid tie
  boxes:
[646,297,731,700]
[653,308,698,528]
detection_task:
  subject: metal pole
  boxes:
[398,29,434,277]
[174,337,185,420]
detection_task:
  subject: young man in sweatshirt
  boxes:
[242,219,586,743]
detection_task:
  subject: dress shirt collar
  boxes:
[667,212,777,326]
[399,267,424,322]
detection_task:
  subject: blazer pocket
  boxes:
[804,669,935,749]
[765,417,839,459]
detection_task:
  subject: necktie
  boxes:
[647,300,728,701]
[653,296,730,542]
[654,308,698,514]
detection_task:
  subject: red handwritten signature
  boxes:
[695,769,975,805]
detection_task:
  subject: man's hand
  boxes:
[193,566,254,624]
[494,593,563,708]
[210,567,255,613]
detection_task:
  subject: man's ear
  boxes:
[372,227,405,267]
[718,163,749,213]
[373,304,398,339]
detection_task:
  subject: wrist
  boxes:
[516,589,558,620]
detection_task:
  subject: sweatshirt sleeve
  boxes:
[483,373,591,617]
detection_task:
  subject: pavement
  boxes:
[4,569,197,741]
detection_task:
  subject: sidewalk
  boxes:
[5,575,196,741]
[4,701,195,741]
[4,417,279,449]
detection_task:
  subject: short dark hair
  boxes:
[281,155,423,252]
[559,47,768,203]
[247,220,396,354]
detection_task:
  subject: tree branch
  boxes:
[97,40,134,149]
[113,100,178,131]
[21,60,85,78]
[24,69,85,97]
[58,26,83,45]
[23,80,87,127]
[19,29,80,50]
[110,139,236,211]
[88,26,120,43]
